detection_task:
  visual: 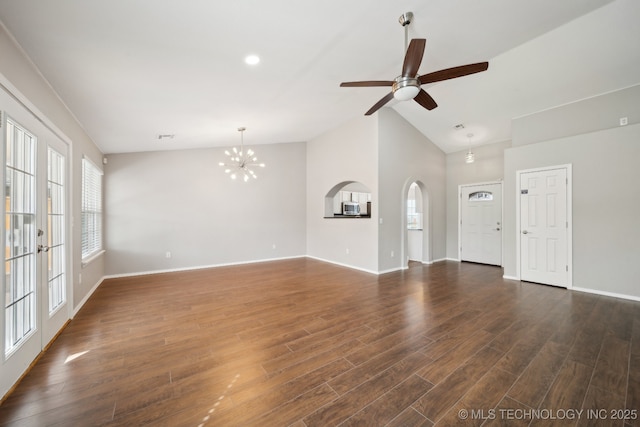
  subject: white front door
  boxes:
[1,89,70,398]
[460,182,502,266]
[519,166,570,287]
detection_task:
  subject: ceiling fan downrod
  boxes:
[398,12,413,54]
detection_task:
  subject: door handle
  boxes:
[522,230,530,235]
[495,227,501,231]
[37,244,50,253]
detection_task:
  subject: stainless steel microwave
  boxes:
[343,202,360,216]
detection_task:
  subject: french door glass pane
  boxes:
[47,148,65,314]
[4,118,37,354]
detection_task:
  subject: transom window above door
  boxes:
[468,191,493,201]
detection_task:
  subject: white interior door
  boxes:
[460,182,502,266]
[519,167,569,287]
[1,88,70,398]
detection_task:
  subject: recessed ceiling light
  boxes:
[244,54,260,65]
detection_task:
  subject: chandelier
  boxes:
[219,127,265,181]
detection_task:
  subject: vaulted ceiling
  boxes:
[0,0,638,154]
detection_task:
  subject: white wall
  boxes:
[504,86,640,299]
[377,108,446,271]
[306,115,379,272]
[0,24,104,309]
[504,125,640,297]
[445,140,511,260]
[512,84,640,146]
[105,142,306,275]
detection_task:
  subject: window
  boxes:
[4,117,37,354]
[468,191,493,202]
[48,148,66,313]
[407,199,422,230]
[407,183,422,229]
[81,158,102,260]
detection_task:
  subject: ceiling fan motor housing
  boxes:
[393,76,420,100]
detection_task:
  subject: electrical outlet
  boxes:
[78,273,82,284]
[391,251,395,257]
[346,248,350,255]
[272,244,276,250]
[379,218,383,224]
[165,251,172,259]
[620,117,628,126]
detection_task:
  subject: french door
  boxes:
[1,87,70,398]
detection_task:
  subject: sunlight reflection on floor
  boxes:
[198,373,240,427]
[64,350,90,364]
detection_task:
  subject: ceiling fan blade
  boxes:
[365,92,395,116]
[419,62,488,85]
[340,81,394,87]
[402,38,426,78]
[414,89,438,111]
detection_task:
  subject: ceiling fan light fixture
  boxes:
[394,85,420,101]
[392,77,420,101]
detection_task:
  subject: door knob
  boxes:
[495,227,501,231]
[522,230,529,235]
[37,244,50,253]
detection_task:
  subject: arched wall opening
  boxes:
[324,181,372,218]
[401,179,431,267]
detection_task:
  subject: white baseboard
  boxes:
[377,266,405,275]
[104,255,459,281]
[305,255,379,275]
[73,276,105,317]
[572,286,640,302]
[499,278,640,302]
[103,255,307,280]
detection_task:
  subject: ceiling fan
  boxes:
[340,12,489,116]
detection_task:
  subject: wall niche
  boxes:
[324,181,371,218]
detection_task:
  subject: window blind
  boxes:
[81,158,103,260]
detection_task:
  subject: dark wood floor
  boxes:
[1,259,639,426]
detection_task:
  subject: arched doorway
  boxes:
[402,180,430,267]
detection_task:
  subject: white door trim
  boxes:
[458,180,503,265]
[516,164,573,288]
